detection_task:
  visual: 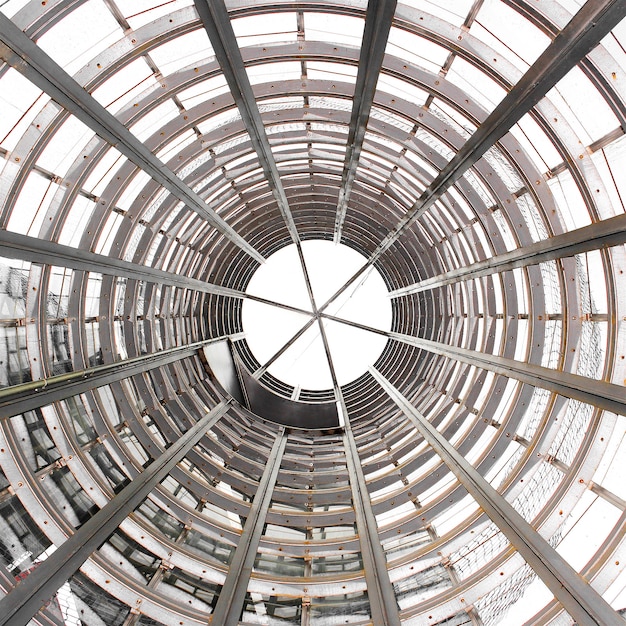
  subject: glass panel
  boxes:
[548,66,620,144]
[233,12,298,47]
[0,68,46,152]
[241,592,301,625]
[386,27,449,74]
[0,495,52,576]
[69,571,130,626]
[149,29,214,76]
[91,57,157,114]
[310,591,371,624]
[115,0,193,30]
[36,0,122,76]
[304,13,364,46]
[471,0,550,69]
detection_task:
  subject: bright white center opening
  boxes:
[242,240,392,390]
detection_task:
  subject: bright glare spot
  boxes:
[242,241,392,390]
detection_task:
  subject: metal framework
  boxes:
[208,428,287,625]
[0,0,624,625]
[371,367,619,626]
[0,13,265,264]
[0,400,232,626]
[333,0,398,243]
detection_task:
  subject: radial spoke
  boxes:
[334,0,398,243]
[388,211,626,297]
[253,315,318,378]
[370,368,623,626]
[313,0,626,317]
[0,14,265,265]
[0,229,312,317]
[194,0,319,314]
[322,313,626,415]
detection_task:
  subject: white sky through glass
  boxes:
[242,240,392,389]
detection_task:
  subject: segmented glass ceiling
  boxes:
[0,0,625,625]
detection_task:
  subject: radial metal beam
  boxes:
[254,315,318,378]
[370,368,625,626]
[0,338,227,419]
[333,0,398,243]
[0,399,232,626]
[208,428,287,626]
[193,0,301,247]
[0,14,264,265]
[341,417,402,625]
[322,314,626,416]
[0,229,312,317]
[315,0,626,314]
[367,0,626,263]
[389,211,626,297]
[194,0,323,320]
[313,317,401,626]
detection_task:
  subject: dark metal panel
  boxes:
[240,368,339,428]
[203,340,246,405]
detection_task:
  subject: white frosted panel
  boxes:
[472,0,550,69]
[304,12,364,47]
[233,12,297,46]
[386,27,449,74]
[37,0,121,76]
[548,66,620,144]
[36,116,94,175]
[91,57,157,113]
[149,29,214,75]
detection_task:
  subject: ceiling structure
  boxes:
[0,0,625,625]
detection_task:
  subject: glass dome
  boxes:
[0,0,625,624]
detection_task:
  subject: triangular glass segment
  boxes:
[241,300,312,368]
[245,244,313,312]
[322,317,389,384]
[270,322,334,390]
[301,239,365,305]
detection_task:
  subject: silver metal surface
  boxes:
[208,428,287,625]
[0,13,265,264]
[333,0,398,243]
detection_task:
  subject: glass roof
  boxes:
[0,0,625,625]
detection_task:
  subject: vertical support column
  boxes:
[370,367,625,626]
[313,303,401,625]
[0,399,233,626]
[208,427,288,626]
[341,402,402,626]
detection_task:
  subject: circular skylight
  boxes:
[242,240,392,390]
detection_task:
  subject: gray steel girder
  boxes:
[334,0,398,243]
[208,428,287,626]
[389,211,626,297]
[0,13,264,264]
[370,367,625,626]
[0,399,232,626]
